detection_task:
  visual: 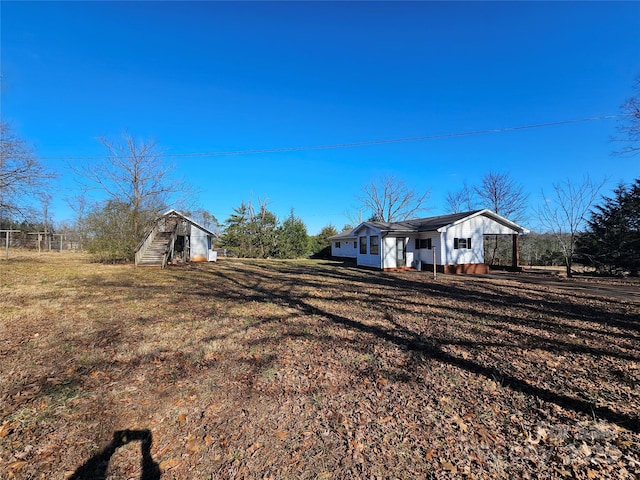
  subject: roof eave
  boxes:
[162,209,219,237]
[436,209,527,233]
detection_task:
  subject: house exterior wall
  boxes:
[412,233,441,267]
[355,226,382,268]
[382,236,397,269]
[190,224,211,262]
[382,234,442,270]
[349,213,522,271]
[442,216,490,265]
[474,215,518,235]
[331,238,357,258]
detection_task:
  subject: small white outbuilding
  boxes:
[329,209,528,273]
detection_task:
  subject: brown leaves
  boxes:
[6,461,27,473]
[185,434,203,454]
[440,460,457,474]
[1,256,640,479]
[451,414,469,433]
[159,457,180,471]
[0,422,14,438]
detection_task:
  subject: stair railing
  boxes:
[134,222,159,267]
[161,223,179,269]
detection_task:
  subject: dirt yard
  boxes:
[1,252,639,479]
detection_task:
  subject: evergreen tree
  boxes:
[276,210,309,258]
[251,203,278,258]
[577,179,640,276]
[309,224,339,258]
[219,199,279,258]
[219,202,253,257]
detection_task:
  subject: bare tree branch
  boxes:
[537,176,605,277]
[614,77,640,157]
[445,181,476,213]
[474,172,528,221]
[73,132,190,237]
[0,123,54,218]
[473,172,529,265]
[358,175,431,222]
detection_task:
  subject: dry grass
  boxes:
[1,251,639,479]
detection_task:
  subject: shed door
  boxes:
[396,238,405,267]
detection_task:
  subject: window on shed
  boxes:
[454,237,472,249]
[335,241,341,248]
[354,241,357,248]
[370,235,379,255]
[359,236,367,254]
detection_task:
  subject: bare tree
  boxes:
[474,172,528,264]
[0,123,53,218]
[475,172,528,220]
[445,181,475,213]
[189,208,220,234]
[615,77,640,157]
[358,174,430,222]
[538,176,605,277]
[65,192,89,248]
[39,192,52,234]
[75,132,188,238]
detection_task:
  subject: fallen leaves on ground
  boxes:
[0,252,639,478]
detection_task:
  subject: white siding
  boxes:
[331,238,357,258]
[475,215,518,235]
[412,233,441,266]
[344,212,523,270]
[190,224,211,262]
[382,236,397,269]
[355,226,382,268]
[442,217,486,265]
[405,236,416,268]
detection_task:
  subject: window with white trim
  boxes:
[370,235,379,255]
[359,236,367,254]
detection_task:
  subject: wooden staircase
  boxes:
[136,231,173,268]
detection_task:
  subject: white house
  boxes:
[328,229,358,259]
[329,209,528,273]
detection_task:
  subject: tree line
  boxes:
[2,80,639,273]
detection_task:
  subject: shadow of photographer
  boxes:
[70,429,160,480]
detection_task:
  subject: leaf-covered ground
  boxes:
[1,252,639,479]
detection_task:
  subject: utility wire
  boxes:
[43,114,627,161]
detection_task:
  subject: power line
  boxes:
[43,114,628,161]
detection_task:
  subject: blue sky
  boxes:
[2,1,639,234]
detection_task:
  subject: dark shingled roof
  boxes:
[329,229,358,240]
[366,210,484,233]
[330,209,527,240]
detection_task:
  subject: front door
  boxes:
[396,238,405,267]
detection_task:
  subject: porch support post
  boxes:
[512,233,520,269]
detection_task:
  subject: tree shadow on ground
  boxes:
[192,262,640,433]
